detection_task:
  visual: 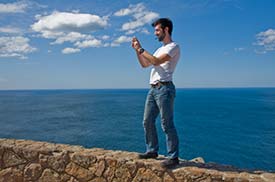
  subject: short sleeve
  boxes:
[163,43,180,58]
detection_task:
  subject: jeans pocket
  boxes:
[159,85,175,98]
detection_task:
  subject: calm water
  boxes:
[0,88,275,171]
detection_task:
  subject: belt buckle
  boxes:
[151,82,161,88]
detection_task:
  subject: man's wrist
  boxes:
[138,47,145,54]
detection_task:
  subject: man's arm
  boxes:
[135,50,152,68]
[132,37,171,68]
[140,49,171,66]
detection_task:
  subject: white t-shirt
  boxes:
[150,42,180,84]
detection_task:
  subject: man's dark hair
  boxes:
[152,18,173,35]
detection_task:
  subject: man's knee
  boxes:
[161,120,175,133]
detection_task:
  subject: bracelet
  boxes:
[138,48,145,54]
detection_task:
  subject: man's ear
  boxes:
[164,27,169,33]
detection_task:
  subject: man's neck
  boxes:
[162,36,172,45]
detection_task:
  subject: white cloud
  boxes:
[114,3,159,34]
[255,29,275,52]
[122,20,144,31]
[114,3,145,16]
[0,36,36,59]
[62,47,80,54]
[127,12,158,31]
[51,32,92,45]
[101,35,110,40]
[27,4,159,54]
[32,11,108,33]
[125,30,136,35]
[254,49,266,54]
[110,43,120,47]
[125,27,150,35]
[234,47,245,52]
[31,11,109,53]
[0,1,28,13]
[141,28,150,34]
[75,39,102,48]
[113,35,132,44]
[0,26,21,34]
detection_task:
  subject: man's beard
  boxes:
[158,32,166,41]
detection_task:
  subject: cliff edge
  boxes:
[0,138,274,182]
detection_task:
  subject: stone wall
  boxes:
[0,139,274,182]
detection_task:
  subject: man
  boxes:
[131,18,180,168]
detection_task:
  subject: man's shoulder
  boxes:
[166,42,180,49]
[160,42,180,58]
[165,42,180,53]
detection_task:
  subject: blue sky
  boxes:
[0,0,274,89]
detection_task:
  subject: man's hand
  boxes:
[132,37,141,51]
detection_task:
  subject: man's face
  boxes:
[154,24,166,42]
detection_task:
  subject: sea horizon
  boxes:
[1,86,275,91]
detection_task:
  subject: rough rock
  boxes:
[0,138,274,182]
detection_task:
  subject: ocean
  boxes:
[0,88,274,171]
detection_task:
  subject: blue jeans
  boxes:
[143,82,179,159]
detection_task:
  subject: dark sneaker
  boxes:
[138,152,158,159]
[161,157,179,168]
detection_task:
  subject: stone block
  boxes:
[38,168,61,182]
[24,163,43,181]
[71,152,97,168]
[48,151,70,172]
[65,162,94,181]
[133,168,162,182]
[0,167,23,182]
[2,150,26,168]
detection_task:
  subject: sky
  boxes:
[0,0,275,90]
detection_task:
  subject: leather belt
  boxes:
[151,81,172,88]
